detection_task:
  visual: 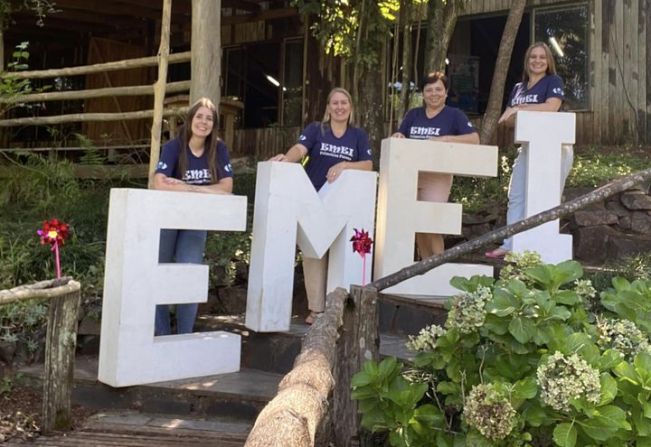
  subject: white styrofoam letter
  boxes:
[246,162,377,332]
[374,138,498,297]
[511,111,575,263]
[98,188,246,387]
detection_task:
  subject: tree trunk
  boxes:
[190,0,221,106]
[424,0,459,73]
[479,0,527,144]
[148,0,172,188]
[398,1,413,120]
[371,166,651,291]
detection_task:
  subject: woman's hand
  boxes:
[392,132,405,138]
[498,106,518,125]
[326,161,348,183]
[269,153,288,162]
[163,177,184,185]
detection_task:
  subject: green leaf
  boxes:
[513,376,538,401]
[599,373,617,406]
[465,431,493,447]
[509,317,533,344]
[553,422,577,447]
[522,401,549,427]
[555,290,581,305]
[614,361,640,385]
[598,349,624,371]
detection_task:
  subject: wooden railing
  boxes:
[245,166,651,447]
[0,277,81,434]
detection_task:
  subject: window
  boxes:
[533,4,589,110]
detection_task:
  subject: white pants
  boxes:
[303,255,328,313]
[501,144,574,250]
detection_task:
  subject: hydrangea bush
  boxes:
[352,252,651,446]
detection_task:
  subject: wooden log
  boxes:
[0,80,191,104]
[2,51,191,80]
[0,277,79,305]
[245,288,348,447]
[330,285,379,447]
[148,0,173,188]
[41,287,81,433]
[371,166,651,291]
[0,107,187,127]
[190,0,221,105]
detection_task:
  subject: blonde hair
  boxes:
[321,87,354,126]
[523,42,557,82]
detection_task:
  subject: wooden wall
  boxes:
[458,0,649,145]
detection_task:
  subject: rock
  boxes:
[462,223,491,240]
[619,215,632,231]
[605,199,630,217]
[573,210,618,227]
[206,286,248,314]
[620,191,651,210]
[631,212,651,234]
[574,225,611,264]
[606,231,651,260]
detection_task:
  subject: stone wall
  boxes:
[460,186,651,265]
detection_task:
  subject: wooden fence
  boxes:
[245,166,651,447]
[0,277,81,434]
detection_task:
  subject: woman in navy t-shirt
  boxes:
[153,97,233,335]
[270,87,373,324]
[393,71,479,259]
[486,42,573,258]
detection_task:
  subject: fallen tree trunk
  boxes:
[245,288,348,447]
[0,277,79,305]
[372,167,651,291]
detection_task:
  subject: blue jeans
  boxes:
[155,229,208,336]
[501,145,574,250]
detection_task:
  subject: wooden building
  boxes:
[1,0,649,159]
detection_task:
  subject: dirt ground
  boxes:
[0,382,95,443]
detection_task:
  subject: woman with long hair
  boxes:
[485,42,572,258]
[270,87,373,324]
[392,71,480,259]
[153,97,233,335]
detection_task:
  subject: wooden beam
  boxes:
[222,0,260,13]
[0,81,191,104]
[190,0,221,105]
[55,0,169,21]
[4,51,191,79]
[221,7,298,25]
[0,108,187,127]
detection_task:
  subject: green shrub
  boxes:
[353,252,651,446]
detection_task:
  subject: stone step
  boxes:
[19,356,281,423]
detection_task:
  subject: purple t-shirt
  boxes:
[398,106,477,140]
[299,122,372,190]
[508,74,565,107]
[155,138,233,185]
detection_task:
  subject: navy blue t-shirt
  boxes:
[299,122,372,190]
[398,106,477,140]
[155,138,233,185]
[508,74,564,107]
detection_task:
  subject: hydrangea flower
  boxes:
[445,286,491,334]
[596,317,650,360]
[406,324,445,352]
[537,351,600,412]
[464,383,517,441]
[574,279,597,300]
[500,251,543,282]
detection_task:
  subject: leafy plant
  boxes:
[353,253,651,446]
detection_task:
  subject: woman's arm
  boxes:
[326,160,373,183]
[498,98,562,126]
[153,173,233,194]
[269,143,308,162]
[433,133,480,144]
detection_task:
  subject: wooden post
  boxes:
[42,287,81,433]
[190,0,221,107]
[147,0,173,189]
[331,285,379,447]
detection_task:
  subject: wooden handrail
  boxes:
[2,51,191,79]
[0,107,187,127]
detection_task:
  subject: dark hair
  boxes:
[177,97,220,184]
[420,71,449,91]
[522,42,557,82]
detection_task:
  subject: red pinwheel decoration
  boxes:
[350,228,373,286]
[37,218,69,279]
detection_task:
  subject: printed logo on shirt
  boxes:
[512,94,539,105]
[225,163,232,173]
[553,87,564,95]
[467,121,473,128]
[157,161,168,170]
[319,142,354,159]
[299,134,307,141]
[409,126,441,138]
[183,168,211,184]
[367,149,372,156]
